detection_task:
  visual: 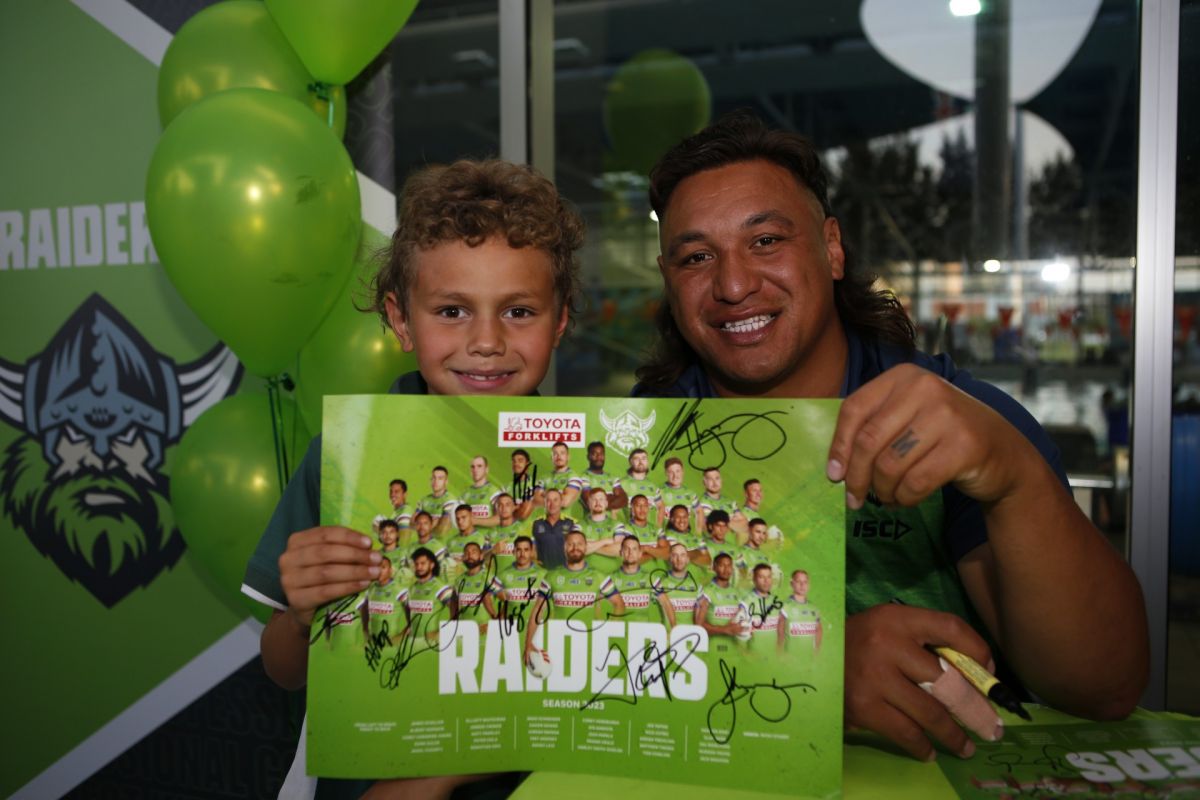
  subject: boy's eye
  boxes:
[505,307,536,319]
[435,306,464,319]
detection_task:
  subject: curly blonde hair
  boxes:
[370,159,584,325]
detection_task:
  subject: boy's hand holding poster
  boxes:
[309,396,845,797]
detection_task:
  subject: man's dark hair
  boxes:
[514,535,533,548]
[638,109,916,392]
[390,479,407,491]
[587,441,604,451]
[706,509,731,527]
[414,510,433,523]
[743,478,760,491]
[379,519,399,532]
[512,448,531,461]
[411,547,440,576]
[749,517,767,529]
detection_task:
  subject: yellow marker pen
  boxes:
[933,646,1031,721]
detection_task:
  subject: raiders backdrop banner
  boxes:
[310,395,845,796]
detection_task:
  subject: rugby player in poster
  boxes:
[461,455,503,527]
[397,548,457,651]
[510,448,543,521]
[621,449,662,524]
[694,553,748,654]
[484,535,544,627]
[696,467,740,532]
[447,505,490,580]
[575,487,628,574]
[522,530,625,666]
[363,556,405,646]
[579,441,626,516]
[416,465,460,537]
[377,519,404,574]
[543,441,583,508]
[455,542,495,629]
[694,510,748,576]
[654,542,704,627]
[372,479,413,536]
[779,569,822,656]
[659,457,699,526]
[741,518,783,589]
[487,493,529,572]
[399,511,449,585]
[611,535,675,626]
[740,564,783,657]
[732,478,764,536]
[662,503,707,565]
[624,494,667,561]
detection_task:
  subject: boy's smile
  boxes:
[386,237,567,396]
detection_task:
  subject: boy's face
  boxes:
[387,237,567,397]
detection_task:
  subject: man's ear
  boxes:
[384,291,415,352]
[824,217,845,281]
[553,303,569,348]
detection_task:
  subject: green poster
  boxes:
[937,718,1200,798]
[311,395,845,796]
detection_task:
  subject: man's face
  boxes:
[665,461,683,486]
[708,519,729,542]
[745,481,762,506]
[385,236,568,397]
[545,489,562,516]
[620,537,641,567]
[496,495,515,522]
[413,554,434,579]
[380,526,398,547]
[749,523,767,547]
[629,451,648,474]
[414,514,432,540]
[669,506,690,532]
[378,558,393,584]
[564,533,586,565]
[455,507,473,532]
[631,495,650,524]
[389,483,406,507]
[587,444,605,471]
[668,544,689,574]
[431,469,447,494]
[703,469,722,495]
[470,457,487,484]
[587,490,608,515]
[754,567,773,594]
[714,556,733,582]
[514,539,533,568]
[791,571,809,597]
[656,160,846,397]
[551,444,569,470]
[512,452,529,475]
[463,543,483,570]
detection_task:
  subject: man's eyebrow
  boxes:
[665,211,797,258]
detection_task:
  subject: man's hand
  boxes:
[845,604,995,761]
[278,526,380,628]
[826,364,1031,509]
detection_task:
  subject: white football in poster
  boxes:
[526,648,553,679]
[733,608,752,642]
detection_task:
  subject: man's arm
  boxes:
[656,591,676,629]
[829,364,1148,756]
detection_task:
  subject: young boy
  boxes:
[239,158,584,799]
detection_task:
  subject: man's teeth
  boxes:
[722,314,775,333]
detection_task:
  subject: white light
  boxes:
[1041,261,1071,283]
[983,259,1001,273]
[649,210,659,222]
[949,0,981,16]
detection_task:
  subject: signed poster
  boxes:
[308,396,845,796]
[936,717,1200,799]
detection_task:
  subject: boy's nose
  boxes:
[467,316,505,356]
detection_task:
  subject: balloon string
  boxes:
[266,379,287,496]
[310,81,334,130]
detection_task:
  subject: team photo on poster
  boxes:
[309,395,845,796]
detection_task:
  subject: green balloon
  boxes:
[146,88,361,377]
[158,0,347,138]
[603,48,712,175]
[265,0,419,85]
[295,238,417,433]
[170,392,312,622]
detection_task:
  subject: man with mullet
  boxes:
[634,110,1148,762]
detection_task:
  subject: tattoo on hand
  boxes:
[890,428,919,458]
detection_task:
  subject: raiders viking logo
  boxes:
[599,407,656,457]
[0,294,242,606]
